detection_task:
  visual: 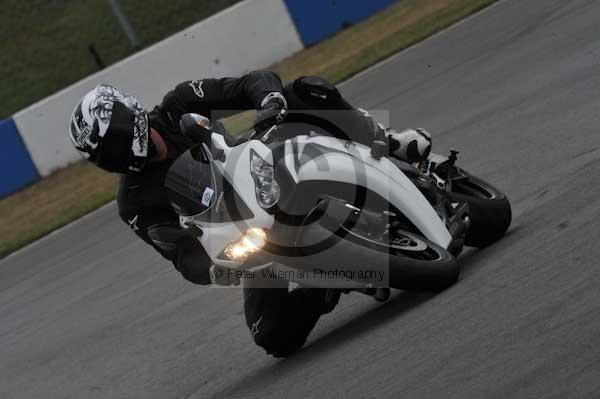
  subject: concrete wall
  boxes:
[12,0,303,177]
[3,0,401,196]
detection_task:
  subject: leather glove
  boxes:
[254,92,287,133]
[147,224,212,285]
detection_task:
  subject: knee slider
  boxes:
[251,321,306,357]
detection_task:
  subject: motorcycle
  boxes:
[164,112,511,293]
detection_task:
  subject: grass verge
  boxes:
[0,0,498,258]
[1,0,242,119]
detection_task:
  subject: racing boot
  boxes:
[387,128,432,163]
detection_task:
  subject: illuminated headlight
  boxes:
[250,150,280,209]
[224,228,267,261]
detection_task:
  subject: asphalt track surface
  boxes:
[2,1,600,397]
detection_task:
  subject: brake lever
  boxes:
[260,125,279,143]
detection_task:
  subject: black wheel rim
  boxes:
[342,225,443,261]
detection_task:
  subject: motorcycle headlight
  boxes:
[224,228,267,261]
[250,150,280,209]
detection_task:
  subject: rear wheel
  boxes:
[449,174,511,247]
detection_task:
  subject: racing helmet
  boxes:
[69,84,150,173]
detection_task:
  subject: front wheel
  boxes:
[449,174,512,248]
[296,199,459,292]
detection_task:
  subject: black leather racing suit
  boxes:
[117,70,377,357]
[117,71,287,284]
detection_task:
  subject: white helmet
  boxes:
[69,84,149,173]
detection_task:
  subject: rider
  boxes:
[68,70,432,357]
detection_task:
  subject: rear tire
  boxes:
[449,175,511,248]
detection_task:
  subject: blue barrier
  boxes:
[283,0,399,46]
[0,118,39,197]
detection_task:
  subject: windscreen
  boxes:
[165,145,253,222]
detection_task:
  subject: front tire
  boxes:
[296,199,459,292]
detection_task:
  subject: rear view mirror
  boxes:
[180,113,226,163]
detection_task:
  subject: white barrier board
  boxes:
[14,0,303,175]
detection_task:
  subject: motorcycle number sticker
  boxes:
[201,187,215,207]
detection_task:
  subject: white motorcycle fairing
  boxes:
[181,134,276,269]
[180,133,452,271]
[278,135,452,248]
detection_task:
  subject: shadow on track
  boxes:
[206,235,518,398]
[458,224,522,277]
[207,290,436,398]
